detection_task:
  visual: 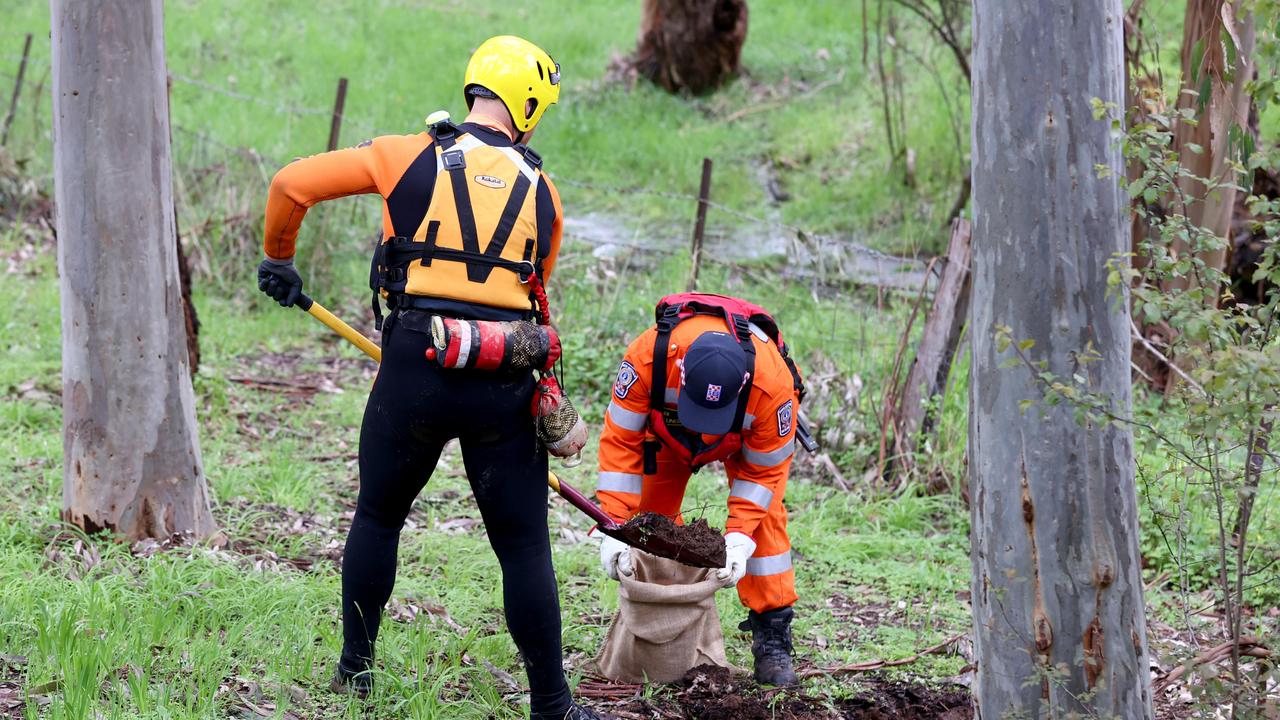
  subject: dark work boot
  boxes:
[740,606,799,686]
[330,661,373,699]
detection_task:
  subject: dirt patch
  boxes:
[620,512,726,567]
[590,664,973,720]
[836,676,972,720]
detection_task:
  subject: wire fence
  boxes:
[3,31,930,297]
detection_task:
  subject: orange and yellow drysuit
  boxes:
[597,315,799,613]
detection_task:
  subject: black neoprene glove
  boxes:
[257,258,304,308]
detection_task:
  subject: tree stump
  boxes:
[631,0,749,95]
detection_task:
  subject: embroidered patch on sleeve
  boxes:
[614,361,639,400]
[776,400,794,437]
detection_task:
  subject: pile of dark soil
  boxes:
[620,512,727,567]
[662,665,972,720]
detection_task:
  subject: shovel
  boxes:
[292,294,725,569]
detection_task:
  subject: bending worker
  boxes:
[257,36,606,720]
[596,293,805,686]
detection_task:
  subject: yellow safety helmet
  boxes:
[464,35,560,134]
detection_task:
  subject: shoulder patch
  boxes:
[776,400,794,437]
[614,361,639,400]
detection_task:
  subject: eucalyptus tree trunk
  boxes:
[52,0,216,540]
[969,1,1152,718]
[1165,0,1255,298]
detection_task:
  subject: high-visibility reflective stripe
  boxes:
[454,318,473,367]
[741,438,794,467]
[743,413,755,430]
[746,550,792,576]
[607,402,648,432]
[664,388,679,406]
[729,479,774,508]
[748,322,770,343]
[497,146,541,184]
[598,472,642,494]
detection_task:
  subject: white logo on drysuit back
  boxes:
[614,361,639,400]
[776,400,794,437]
[474,174,507,189]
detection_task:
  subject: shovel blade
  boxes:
[599,525,724,569]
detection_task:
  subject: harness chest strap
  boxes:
[368,121,546,325]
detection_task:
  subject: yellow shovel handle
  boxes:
[297,294,382,362]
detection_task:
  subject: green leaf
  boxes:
[1018,339,1036,352]
[1189,39,1206,86]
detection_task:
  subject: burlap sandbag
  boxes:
[595,550,736,683]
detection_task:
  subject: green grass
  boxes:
[1,0,969,258]
[2,1,1274,717]
[0,206,969,719]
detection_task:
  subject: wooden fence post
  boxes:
[687,157,713,292]
[327,77,348,151]
[1,33,33,146]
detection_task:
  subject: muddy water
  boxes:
[563,213,932,292]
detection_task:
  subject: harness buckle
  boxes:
[656,304,681,333]
[516,260,536,284]
[441,149,466,171]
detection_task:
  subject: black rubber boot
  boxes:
[740,606,799,686]
[330,661,373,699]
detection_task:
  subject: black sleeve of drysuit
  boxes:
[536,179,556,260]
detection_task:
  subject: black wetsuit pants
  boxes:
[339,309,570,718]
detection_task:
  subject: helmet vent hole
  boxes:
[536,62,544,81]
[525,98,538,120]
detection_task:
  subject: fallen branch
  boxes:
[1153,636,1272,694]
[722,69,846,124]
[817,453,850,492]
[1130,319,1206,396]
[797,631,965,678]
[575,676,642,700]
[479,658,522,695]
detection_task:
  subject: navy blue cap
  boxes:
[678,332,749,435]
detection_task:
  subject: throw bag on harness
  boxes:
[532,374,587,458]
[428,316,562,372]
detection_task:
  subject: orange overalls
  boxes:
[597,315,799,613]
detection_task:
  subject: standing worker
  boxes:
[256,36,607,720]
[595,293,806,686]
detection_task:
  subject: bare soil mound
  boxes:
[620,512,727,567]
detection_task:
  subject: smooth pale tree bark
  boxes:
[1166,0,1255,297]
[970,1,1152,718]
[52,0,216,540]
[631,0,748,95]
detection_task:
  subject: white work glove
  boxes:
[716,532,757,588]
[596,529,634,581]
